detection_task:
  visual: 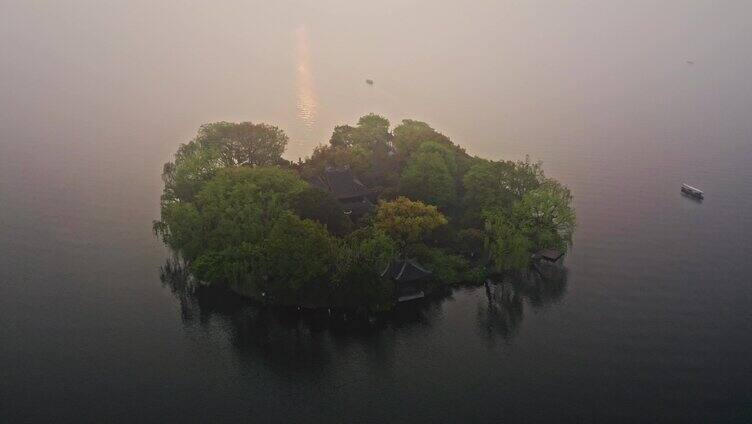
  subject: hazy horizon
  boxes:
[3,1,751,157]
[2,2,752,422]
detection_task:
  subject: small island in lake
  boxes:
[154,114,575,311]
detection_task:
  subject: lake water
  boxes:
[2,1,752,422]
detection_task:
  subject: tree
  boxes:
[329,125,357,148]
[462,159,544,226]
[261,212,336,303]
[327,114,391,149]
[512,180,576,252]
[482,180,576,272]
[457,228,485,259]
[374,197,448,249]
[392,119,452,159]
[399,145,457,210]
[161,140,223,203]
[353,113,391,148]
[332,227,397,310]
[413,141,458,175]
[159,121,290,204]
[483,210,533,272]
[155,201,203,260]
[299,144,369,180]
[155,166,308,291]
[506,158,544,200]
[313,114,397,189]
[290,186,352,236]
[196,121,288,167]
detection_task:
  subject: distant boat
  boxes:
[686,60,695,65]
[365,79,374,85]
[681,183,704,199]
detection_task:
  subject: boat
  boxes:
[681,183,704,199]
[365,79,374,85]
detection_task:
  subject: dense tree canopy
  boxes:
[332,227,397,311]
[261,212,336,303]
[290,186,352,236]
[158,166,307,281]
[392,119,452,160]
[462,159,544,224]
[304,114,395,188]
[160,121,289,203]
[161,141,222,203]
[484,211,533,272]
[197,121,289,167]
[512,180,576,252]
[397,141,461,211]
[374,197,448,249]
[155,114,575,311]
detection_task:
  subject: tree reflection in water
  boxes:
[478,264,568,345]
[159,258,567,365]
[159,258,451,373]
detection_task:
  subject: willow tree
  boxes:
[513,180,576,252]
[483,180,576,272]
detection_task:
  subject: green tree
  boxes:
[327,114,391,149]
[512,180,576,252]
[300,144,369,180]
[409,243,469,285]
[398,141,459,210]
[462,159,544,226]
[457,228,485,259]
[291,186,353,236]
[507,159,544,199]
[483,210,533,272]
[160,121,291,203]
[482,180,575,272]
[353,113,391,148]
[312,114,397,189]
[332,227,397,310]
[374,197,448,249]
[329,125,357,148]
[155,166,308,291]
[161,140,223,203]
[414,141,458,175]
[261,212,336,303]
[392,119,452,159]
[155,201,203,260]
[196,121,289,167]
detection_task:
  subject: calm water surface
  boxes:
[2,1,752,422]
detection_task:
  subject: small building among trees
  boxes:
[308,166,375,218]
[382,258,432,302]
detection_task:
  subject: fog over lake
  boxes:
[2,1,751,422]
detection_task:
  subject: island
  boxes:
[154,114,575,311]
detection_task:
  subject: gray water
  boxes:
[2,1,752,422]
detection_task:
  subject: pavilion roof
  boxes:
[381,258,432,283]
[308,166,370,200]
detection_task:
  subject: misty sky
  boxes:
[1,0,751,196]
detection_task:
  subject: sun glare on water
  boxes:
[295,26,317,129]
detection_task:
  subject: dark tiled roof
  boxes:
[536,249,564,262]
[307,175,329,192]
[341,198,375,216]
[309,167,369,200]
[381,259,432,283]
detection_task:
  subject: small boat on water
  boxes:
[681,183,704,199]
[365,79,374,85]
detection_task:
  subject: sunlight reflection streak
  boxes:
[295,26,317,129]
